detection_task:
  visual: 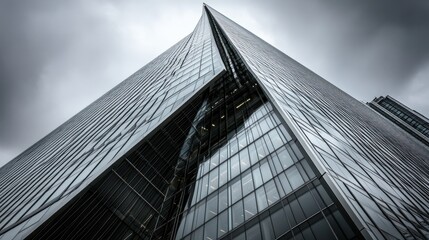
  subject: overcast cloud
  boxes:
[1,0,429,166]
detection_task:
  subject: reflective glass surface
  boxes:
[1,4,427,240]
[207,5,429,239]
[0,9,224,239]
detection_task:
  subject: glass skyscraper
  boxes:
[368,95,429,147]
[1,4,429,240]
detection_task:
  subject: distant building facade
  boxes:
[368,95,429,146]
[1,4,429,240]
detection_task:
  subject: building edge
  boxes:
[203,4,373,239]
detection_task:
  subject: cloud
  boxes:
[242,0,429,114]
[1,0,429,166]
[0,0,200,165]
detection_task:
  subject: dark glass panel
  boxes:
[243,193,257,220]
[232,201,244,228]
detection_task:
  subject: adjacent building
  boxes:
[1,4,428,240]
[368,95,429,146]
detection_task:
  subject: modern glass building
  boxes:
[368,95,429,147]
[1,4,429,240]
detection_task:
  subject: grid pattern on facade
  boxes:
[174,11,360,239]
[25,54,359,240]
[0,9,225,239]
[27,95,206,239]
[5,26,360,238]
[176,101,357,240]
[1,3,429,240]
[206,5,429,239]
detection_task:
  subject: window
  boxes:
[286,166,304,190]
[270,204,290,237]
[260,162,273,183]
[239,149,250,172]
[260,216,275,240]
[204,217,217,240]
[265,180,280,205]
[277,147,294,170]
[243,193,257,220]
[232,200,244,228]
[217,210,229,237]
[256,187,268,211]
[206,194,218,221]
[218,187,229,212]
[241,172,254,196]
[246,223,262,240]
[230,179,242,204]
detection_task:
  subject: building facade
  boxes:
[1,5,429,240]
[368,95,429,146]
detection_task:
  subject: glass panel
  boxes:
[192,226,204,240]
[239,149,251,172]
[291,142,304,160]
[218,187,229,212]
[243,193,257,220]
[316,184,332,206]
[259,117,271,134]
[237,132,247,151]
[205,194,218,221]
[311,217,336,240]
[260,216,275,240]
[270,153,283,175]
[183,209,195,236]
[232,200,244,228]
[241,171,254,196]
[255,138,269,160]
[219,161,228,187]
[298,190,319,218]
[277,147,294,170]
[290,198,305,223]
[248,143,259,165]
[260,162,273,183]
[246,223,262,240]
[194,200,206,229]
[204,217,217,240]
[176,218,186,238]
[283,203,296,227]
[218,210,229,238]
[332,208,355,239]
[208,168,219,194]
[270,205,290,238]
[264,180,280,206]
[264,134,276,153]
[301,223,316,240]
[252,166,263,189]
[256,187,268,211]
[278,172,292,195]
[200,174,209,200]
[230,179,242,204]
[286,166,304,190]
[301,159,315,179]
[230,154,241,180]
[232,231,246,240]
[203,161,210,177]
[229,138,239,156]
[219,147,228,164]
[274,177,286,197]
[210,151,220,170]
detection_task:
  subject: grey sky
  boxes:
[1,0,429,167]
